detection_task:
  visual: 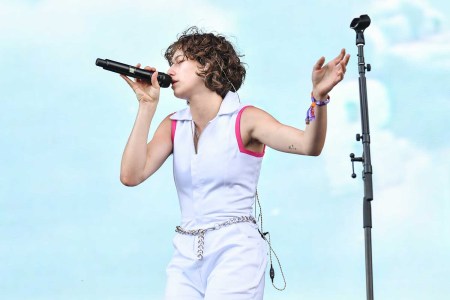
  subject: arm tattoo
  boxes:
[288,144,297,151]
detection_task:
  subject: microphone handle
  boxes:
[95,58,172,88]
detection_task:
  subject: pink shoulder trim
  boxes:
[235,106,265,157]
[170,113,177,144]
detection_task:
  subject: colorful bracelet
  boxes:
[305,93,330,124]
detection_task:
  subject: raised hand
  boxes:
[311,49,350,100]
[121,64,161,104]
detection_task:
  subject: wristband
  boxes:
[305,93,330,124]
[311,93,330,106]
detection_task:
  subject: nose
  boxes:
[167,65,175,76]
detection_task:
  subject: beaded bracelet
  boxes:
[305,93,330,124]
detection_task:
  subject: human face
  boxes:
[167,49,206,100]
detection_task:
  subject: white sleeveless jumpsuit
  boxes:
[165,91,268,299]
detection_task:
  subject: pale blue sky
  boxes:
[1,0,449,299]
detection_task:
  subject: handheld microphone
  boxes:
[95,58,172,88]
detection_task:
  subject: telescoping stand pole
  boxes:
[349,14,375,300]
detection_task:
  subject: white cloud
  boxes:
[367,0,450,68]
[321,79,391,195]
[0,0,239,135]
[389,32,450,67]
[371,0,444,19]
[323,79,450,237]
[0,0,236,47]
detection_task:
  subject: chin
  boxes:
[172,90,189,101]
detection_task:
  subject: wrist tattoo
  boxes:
[288,144,297,150]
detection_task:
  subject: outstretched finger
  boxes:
[313,56,326,71]
[343,53,351,66]
[332,49,346,65]
[340,59,347,74]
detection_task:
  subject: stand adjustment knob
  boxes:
[350,153,363,178]
[367,64,371,71]
[356,133,362,141]
[350,153,357,178]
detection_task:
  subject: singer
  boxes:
[119,26,349,300]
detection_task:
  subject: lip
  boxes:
[171,81,178,88]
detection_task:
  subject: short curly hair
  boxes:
[164,26,246,98]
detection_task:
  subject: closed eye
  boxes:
[171,55,186,66]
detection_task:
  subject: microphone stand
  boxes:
[349,14,375,300]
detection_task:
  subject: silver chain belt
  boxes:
[175,215,257,260]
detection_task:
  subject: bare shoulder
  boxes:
[239,105,308,154]
[158,114,174,132]
[240,105,273,118]
[240,105,281,136]
[150,114,174,147]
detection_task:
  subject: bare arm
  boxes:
[244,49,350,156]
[243,106,326,156]
[119,64,172,186]
[120,106,173,186]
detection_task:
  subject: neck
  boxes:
[188,90,223,128]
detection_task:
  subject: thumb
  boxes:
[313,56,326,71]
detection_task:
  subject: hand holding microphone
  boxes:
[96,58,172,104]
[96,58,172,87]
[122,63,161,104]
